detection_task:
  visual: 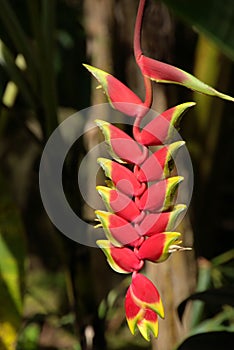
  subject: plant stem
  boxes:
[134,0,153,110]
[134,0,146,61]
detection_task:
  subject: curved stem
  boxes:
[143,75,153,108]
[133,115,142,143]
[134,0,146,61]
[134,0,153,110]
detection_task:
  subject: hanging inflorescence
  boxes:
[83,0,234,341]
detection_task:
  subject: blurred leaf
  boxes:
[192,307,234,333]
[0,0,38,74]
[176,307,234,349]
[0,171,26,350]
[0,42,37,107]
[39,0,58,137]
[217,266,234,281]
[57,30,74,49]
[0,0,58,138]
[17,323,41,350]
[211,249,234,267]
[98,299,107,319]
[162,0,234,61]
[189,258,212,327]
[25,270,67,316]
[27,0,58,137]
[176,331,234,350]
[178,287,234,321]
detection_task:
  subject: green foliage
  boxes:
[0,0,89,139]
[0,171,26,350]
[0,0,87,348]
[162,0,234,61]
[176,250,234,349]
[17,323,41,350]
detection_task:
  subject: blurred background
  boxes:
[0,0,234,349]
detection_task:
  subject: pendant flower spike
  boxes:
[84,0,234,341]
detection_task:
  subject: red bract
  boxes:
[97,158,145,196]
[95,119,148,165]
[135,176,183,212]
[135,141,185,182]
[138,204,186,237]
[130,273,164,318]
[95,210,140,247]
[84,0,234,341]
[133,102,195,146]
[83,64,145,116]
[137,308,159,340]
[96,186,141,222]
[137,54,234,102]
[125,287,144,334]
[97,240,143,273]
[125,286,159,341]
[134,1,233,102]
[137,232,181,263]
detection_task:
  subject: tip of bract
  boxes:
[83,63,108,79]
[168,175,184,187]
[167,141,185,159]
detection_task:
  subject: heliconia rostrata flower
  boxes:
[83,0,234,341]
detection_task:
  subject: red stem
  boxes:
[133,115,142,143]
[134,0,146,61]
[134,0,152,117]
[143,75,153,108]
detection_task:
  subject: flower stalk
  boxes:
[83,0,234,341]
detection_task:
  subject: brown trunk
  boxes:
[149,218,196,350]
[83,0,114,104]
